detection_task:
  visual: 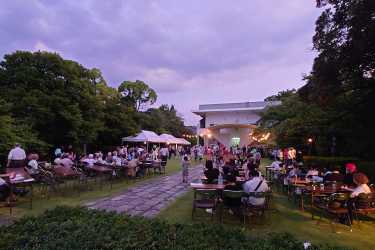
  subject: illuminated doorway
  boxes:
[230,137,240,147]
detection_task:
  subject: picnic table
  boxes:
[89,164,113,189]
[190,182,227,190]
[292,183,352,211]
[3,168,35,213]
[53,166,81,178]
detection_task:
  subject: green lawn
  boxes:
[0,158,185,219]
[158,158,375,250]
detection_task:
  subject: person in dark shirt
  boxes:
[204,160,219,184]
[223,160,239,183]
[324,165,344,183]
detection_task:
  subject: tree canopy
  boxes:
[260,0,375,159]
[118,80,157,111]
[0,51,187,162]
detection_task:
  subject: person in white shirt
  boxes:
[82,154,96,167]
[7,143,27,168]
[26,154,40,175]
[346,173,372,198]
[243,170,269,206]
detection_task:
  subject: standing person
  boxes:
[7,143,27,168]
[160,145,169,162]
[181,156,190,183]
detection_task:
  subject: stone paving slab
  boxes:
[86,165,202,218]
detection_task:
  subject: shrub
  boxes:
[0,206,353,250]
[303,156,375,181]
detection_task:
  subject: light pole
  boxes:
[307,138,313,155]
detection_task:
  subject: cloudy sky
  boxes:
[0,0,322,125]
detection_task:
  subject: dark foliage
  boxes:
[0,206,352,250]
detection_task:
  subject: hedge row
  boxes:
[303,156,375,181]
[0,206,351,250]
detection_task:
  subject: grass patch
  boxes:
[158,158,375,250]
[0,158,186,219]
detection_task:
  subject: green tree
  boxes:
[118,80,157,111]
[0,51,104,149]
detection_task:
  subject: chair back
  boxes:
[194,189,217,200]
[355,193,375,209]
[243,191,267,199]
[223,190,245,199]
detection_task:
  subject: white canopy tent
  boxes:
[159,134,181,145]
[122,130,165,151]
[176,138,191,145]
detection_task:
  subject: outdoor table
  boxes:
[53,166,81,178]
[4,168,35,211]
[190,183,227,190]
[295,184,351,212]
[90,165,113,189]
[52,166,82,192]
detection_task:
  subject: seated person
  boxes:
[112,151,122,167]
[343,163,357,186]
[204,160,219,184]
[243,170,269,206]
[94,153,106,164]
[223,163,239,183]
[324,165,344,183]
[127,157,138,177]
[345,172,371,198]
[54,154,62,165]
[81,154,96,167]
[270,160,282,170]
[105,152,113,164]
[306,166,319,178]
[287,165,301,180]
[60,154,74,168]
[246,158,257,173]
[26,153,40,176]
[0,177,11,201]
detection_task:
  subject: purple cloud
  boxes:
[0,0,321,125]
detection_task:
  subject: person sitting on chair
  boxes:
[82,154,96,167]
[26,153,40,177]
[344,172,371,198]
[0,177,11,201]
[324,165,344,183]
[60,154,74,168]
[204,160,219,184]
[243,170,269,206]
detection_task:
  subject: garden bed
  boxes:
[0,206,351,250]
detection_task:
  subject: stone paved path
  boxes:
[86,165,203,218]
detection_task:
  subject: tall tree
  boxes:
[0,51,104,149]
[118,80,157,111]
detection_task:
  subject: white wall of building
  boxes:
[205,111,260,127]
[207,127,252,147]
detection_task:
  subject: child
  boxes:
[181,155,190,183]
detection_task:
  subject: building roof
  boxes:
[192,101,280,116]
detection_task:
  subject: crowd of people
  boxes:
[189,143,269,215]
[1,143,193,201]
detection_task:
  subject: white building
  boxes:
[193,101,280,148]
